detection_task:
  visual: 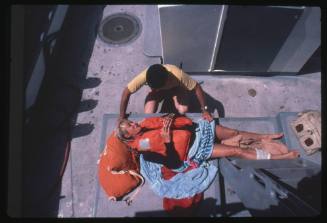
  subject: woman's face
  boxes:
[121,120,142,138]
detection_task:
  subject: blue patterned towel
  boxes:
[140,119,218,199]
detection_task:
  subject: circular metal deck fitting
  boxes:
[98,13,142,46]
[248,89,257,97]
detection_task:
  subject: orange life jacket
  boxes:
[128,116,193,162]
[98,132,143,204]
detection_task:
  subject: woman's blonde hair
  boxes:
[116,119,133,142]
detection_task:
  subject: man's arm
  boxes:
[119,87,131,120]
[119,68,147,121]
[194,83,206,110]
[194,83,213,121]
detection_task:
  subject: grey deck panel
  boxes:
[93,112,320,217]
[214,6,303,72]
[159,5,223,71]
[143,5,162,57]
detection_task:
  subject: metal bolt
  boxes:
[40,32,45,42]
[48,11,53,20]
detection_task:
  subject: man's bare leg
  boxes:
[144,100,158,113]
[172,87,190,115]
[172,96,188,114]
[144,90,165,113]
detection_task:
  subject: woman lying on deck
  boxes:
[114,113,300,201]
[117,114,299,165]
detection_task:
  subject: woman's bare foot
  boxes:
[271,150,300,160]
[260,139,289,154]
[262,132,284,140]
[285,151,300,159]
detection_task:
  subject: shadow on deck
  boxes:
[22,5,105,217]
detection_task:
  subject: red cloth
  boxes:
[161,163,204,216]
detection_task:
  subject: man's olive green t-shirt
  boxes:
[127,64,197,93]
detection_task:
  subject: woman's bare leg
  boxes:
[260,139,289,155]
[215,125,240,141]
[210,143,300,160]
[270,151,300,159]
[239,131,284,141]
[210,144,257,160]
[215,124,284,141]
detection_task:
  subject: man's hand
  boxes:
[116,117,124,128]
[161,114,173,143]
[194,83,213,122]
[163,113,175,119]
[202,110,213,122]
[116,113,131,127]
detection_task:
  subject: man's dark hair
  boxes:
[146,64,169,89]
